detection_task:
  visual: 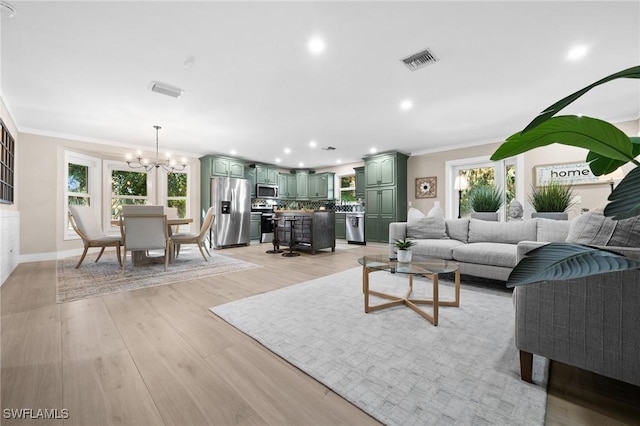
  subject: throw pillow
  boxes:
[407,207,426,222]
[407,213,447,239]
[426,203,444,218]
[565,211,615,246]
[607,215,640,247]
[445,218,469,243]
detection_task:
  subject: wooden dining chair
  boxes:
[120,212,171,272]
[171,207,215,261]
[68,205,123,269]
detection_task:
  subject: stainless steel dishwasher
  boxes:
[345,213,365,244]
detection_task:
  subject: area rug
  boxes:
[57,247,259,303]
[211,267,548,425]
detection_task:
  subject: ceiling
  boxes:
[1,1,639,170]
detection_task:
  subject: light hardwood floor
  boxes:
[2,242,639,425]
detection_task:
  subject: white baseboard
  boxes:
[19,248,92,263]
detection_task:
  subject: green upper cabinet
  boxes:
[308,172,335,200]
[244,168,256,197]
[206,155,244,178]
[365,155,396,187]
[255,164,278,185]
[354,166,365,198]
[295,170,309,200]
[278,172,297,200]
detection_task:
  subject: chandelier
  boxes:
[126,125,187,173]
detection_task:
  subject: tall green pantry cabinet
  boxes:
[364,152,408,243]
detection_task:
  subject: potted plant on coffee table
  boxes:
[529,180,574,220]
[469,184,504,221]
[395,238,416,263]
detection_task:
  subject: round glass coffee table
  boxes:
[357,254,460,326]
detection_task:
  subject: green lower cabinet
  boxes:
[250,214,261,241]
[335,213,346,240]
[365,187,396,242]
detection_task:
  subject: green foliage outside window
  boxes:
[68,163,88,193]
[168,173,187,197]
[112,170,147,196]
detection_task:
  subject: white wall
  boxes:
[0,96,20,285]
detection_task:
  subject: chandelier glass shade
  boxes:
[126,125,187,173]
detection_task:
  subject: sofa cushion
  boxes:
[468,218,537,244]
[412,239,465,260]
[565,212,615,246]
[537,218,571,242]
[453,243,518,268]
[445,218,469,243]
[407,217,447,239]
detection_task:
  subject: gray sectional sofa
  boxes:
[388,216,570,281]
[390,208,640,387]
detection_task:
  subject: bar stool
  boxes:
[282,217,300,257]
[265,217,283,254]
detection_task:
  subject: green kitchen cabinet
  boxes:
[308,172,335,200]
[295,170,309,200]
[250,213,261,240]
[255,164,278,185]
[354,166,365,198]
[204,155,244,178]
[278,172,297,199]
[363,152,407,242]
[335,213,346,240]
[244,168,256,197]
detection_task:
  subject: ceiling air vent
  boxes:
[400,47,438,71]
[149,81,184,98]
[321,146,336,151]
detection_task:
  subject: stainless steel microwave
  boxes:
[256,184,279,199]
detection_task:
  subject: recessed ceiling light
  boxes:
[308,36,326,55]
[309,140,317,148]
[299,162,305,167]
[0,1,16,18]
[336,159,342,164]
[284,148,291,154]
[400,100,413,111]
[230,149,237,155]
[370,148,377,154]
[567,44,589,61]
[275,158,281,163]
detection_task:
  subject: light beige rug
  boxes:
[57,247,259,303]
[212,267,548,425]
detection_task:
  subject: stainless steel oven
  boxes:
[251,204,275,243]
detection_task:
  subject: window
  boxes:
[0,118,15,204]
[64,151,101,239]
[111,169,149,214]
[446,155,524,220]
[166,172,188,217]
[339,174,356,202]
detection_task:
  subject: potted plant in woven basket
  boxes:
[529,180,574,220]
[395,238,416,263]
[469,184,504,221]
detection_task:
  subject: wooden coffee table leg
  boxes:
[432,273,439,326]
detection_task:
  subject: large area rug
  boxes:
[57,247,259,303]
[211,267,548,425]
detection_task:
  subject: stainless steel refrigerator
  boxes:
[210,177,251,248]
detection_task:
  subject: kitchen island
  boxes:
[274,210,335,254]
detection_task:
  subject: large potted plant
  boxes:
[491,65,640,286]
[529,181,574,220]
[469,184,504,221]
